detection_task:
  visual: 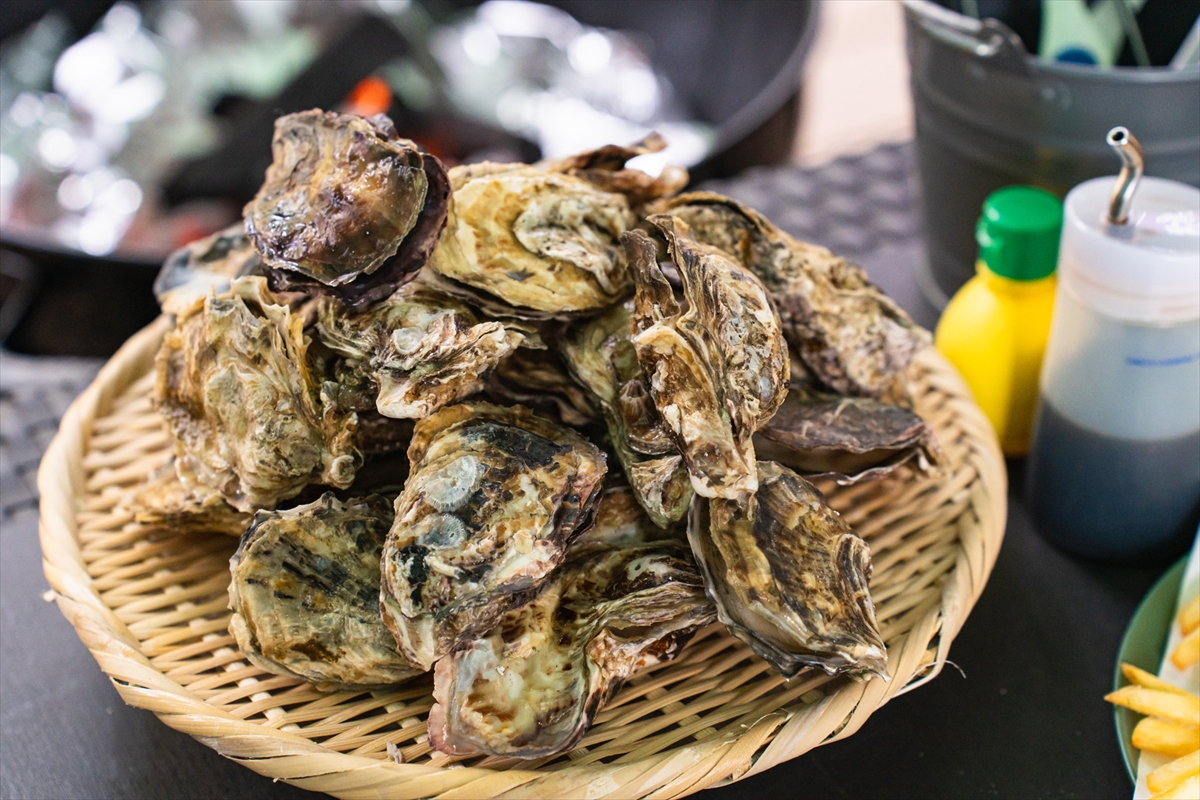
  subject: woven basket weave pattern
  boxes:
[37,317,1005,799]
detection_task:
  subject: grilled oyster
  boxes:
[754,391,940,484]
[380,401,606,670]
[154,277,360,511]
[625,218,789,500]
[315,280,533,420]
[130,458,252,536]
[484,346,599,428]
[428,486,712,757]
[246,110,449,309]
[428,162,637,313]
[690,461,888,678]
[229,493,423,690]
[651,192,928,399]
[561,302,692,527]
[153,224,262,317]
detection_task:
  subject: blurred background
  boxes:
[0,0,1195,356]
[0,0,912,356]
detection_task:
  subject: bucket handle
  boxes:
[903,0,1029,75]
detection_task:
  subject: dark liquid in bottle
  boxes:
[1026,398,1200,562]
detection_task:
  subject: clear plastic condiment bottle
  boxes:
[935,186,1063,456]
[1026,143,1200,561]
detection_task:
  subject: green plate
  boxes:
[1112,557,1188,783]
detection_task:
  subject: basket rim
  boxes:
[36,316,1007,799]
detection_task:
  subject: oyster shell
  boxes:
[689,461,888,678]
[153,224,262,317]
[154,277,361,511]
[229,493,423,690]
[428,486,712,757]
[537,133,689,208]
[130,458,252,536]
[754,391,940,484]
[379,401,606,670]
[561,302,693,526]
[246,110,449,309]
[484,346,599,428]
[429,163,637,313]
[625,217,789,500]
[651,192,929,399]
[315,280,532,420]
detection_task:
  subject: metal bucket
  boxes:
[903,0,1200,307]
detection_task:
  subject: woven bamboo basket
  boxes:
[38,316,1006,799]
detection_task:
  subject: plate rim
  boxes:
[1112,557,1188,782]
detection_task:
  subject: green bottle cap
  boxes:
[976,186,1063,281]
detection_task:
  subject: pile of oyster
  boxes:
[140,110,938,759]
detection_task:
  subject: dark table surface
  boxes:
[0,145,1173,799]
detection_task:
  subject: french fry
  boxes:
[1105,686,1200,728]
[1147,750,1200,795]
[1122,663,1195,696]
[1150,772,1199,800]
[1133,718,1200,757]
[1180,595,1200,637]
[1170,627,1200,671]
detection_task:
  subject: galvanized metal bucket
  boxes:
[903,0,1200,306]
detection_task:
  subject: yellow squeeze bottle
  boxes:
[935,186,1063,456]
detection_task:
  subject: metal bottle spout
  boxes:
[1106,127,1144,226]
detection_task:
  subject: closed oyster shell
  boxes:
[689,461,888,678]
[247,110,449,309]
[130,458,252,536]
[537,133,689,209]
[625,218,789,500]
[429,164,637,313]
[651,192,929,399]
[153,224,262,317]
[428,486,712,758]
[754,392,940,484]
[229,493,423,690]
[379,401,606,670]
[154,277,361,511]
[484,346,599,428]
[561,302,693,527]
[315,280,532,420]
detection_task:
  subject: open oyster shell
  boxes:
[651,192,928,399]
[154,277,361,511]
[561,302,693,527]
[428,486,712,758]
[689,461,888,678]
[229,493,423,690]
[625,217,789,501]
[428,162,637,313]
[153,224,262,317]
[315,279,533,420]
[247,110,449,310]
[130,458,252,536]
[754,391,940,485]
[379,401,606,671]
